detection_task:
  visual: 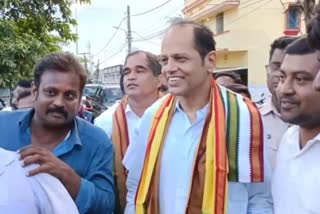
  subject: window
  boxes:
[287,6,300,29]
[284,4,301,36]
[216,13,224,34]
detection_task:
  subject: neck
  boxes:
[177,79,211,123]
[128,92,159,117]
[299,126,320,149]
[31,116,72,148]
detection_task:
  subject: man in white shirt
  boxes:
[124,19,273,214]
[0,147,79,214]
[273,37,320,214]
[95,50,163,212]
[260,36,297,170]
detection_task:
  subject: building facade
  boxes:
[183,0,305,87]
[99,64,123,85]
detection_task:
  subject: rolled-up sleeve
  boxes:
[75,140,115,214]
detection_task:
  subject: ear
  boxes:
[156,74,163,89]
[206,51,216,73]
[31,84,38,102]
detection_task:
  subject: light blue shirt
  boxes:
[124,95,273,214]
[0,148,79,214]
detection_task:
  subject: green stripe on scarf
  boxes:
[226,90,240,181]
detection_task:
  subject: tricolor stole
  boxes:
[112,96,129,213]
[135,81,264,214]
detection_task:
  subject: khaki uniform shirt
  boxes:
[259,96,290,170]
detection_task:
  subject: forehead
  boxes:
[281,53,320,75]
[161,25,198,55]
[270,48,285,64]
[125,53,148,68]
[39,70,80,91]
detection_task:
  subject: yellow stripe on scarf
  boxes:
[136,96,175,213]
[202,111,216,213]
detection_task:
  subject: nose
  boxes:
[313,71,320,91]
[127,70,137,80]
[52,94,64,107]
[277,78,295,98]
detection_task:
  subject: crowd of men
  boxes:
[0,6,320,214]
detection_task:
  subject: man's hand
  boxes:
[19,145,81,199]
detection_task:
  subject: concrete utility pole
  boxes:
[96,59,100,81]
[127,5,132,54]
[79,52,90,73]
[75,0,79,55]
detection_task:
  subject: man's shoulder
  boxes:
[143,94,169,118]
[94,103,119,128]
[0,109,29,125]
[76,118,111,145]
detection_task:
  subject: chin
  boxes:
[168,87,186,96]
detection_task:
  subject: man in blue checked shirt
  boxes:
[0,52,115,213]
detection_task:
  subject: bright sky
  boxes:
[64,0,184,70]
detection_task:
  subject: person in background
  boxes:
[0,52,115,213]
[11,79,33,110]
[95,50,163,213]
[0,147,79,214]
[259,36,297,170]
[307,4,320,91]
[213,71,244,86]
[272,36,320,214]
[223,83,252,99]
[16,89,33,109]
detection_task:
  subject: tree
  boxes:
[0,0,90,88]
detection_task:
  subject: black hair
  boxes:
[213,71,243,85]
[120,73,125,94]
[17,90,31,101]
[307,5,320,50]
[285,36,316,55]
[17,80,32,88]
[224,83,251,99]
[169,18,216,60]
[269,36,298,61]
[124,50,161,76]
[34,52,87,92]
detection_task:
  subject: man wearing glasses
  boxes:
[260,36,297,170]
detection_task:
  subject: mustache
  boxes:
[46,107,68,119]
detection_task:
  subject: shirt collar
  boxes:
[18,108,34,130]
[260,96,281,117]
[17,108,82,148]
[175,99,209,121]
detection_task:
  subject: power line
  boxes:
[132,28,167,41]
[93,16,127,57]
[100,43,127,66]
[131,0,173,17]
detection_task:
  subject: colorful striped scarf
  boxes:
[135,81,264,214]
[112,96,129,213]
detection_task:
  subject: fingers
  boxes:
[19,146,49,160]
[27,164,52,177]
[22,154,43,166]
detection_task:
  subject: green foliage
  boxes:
[0,0,90,88]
